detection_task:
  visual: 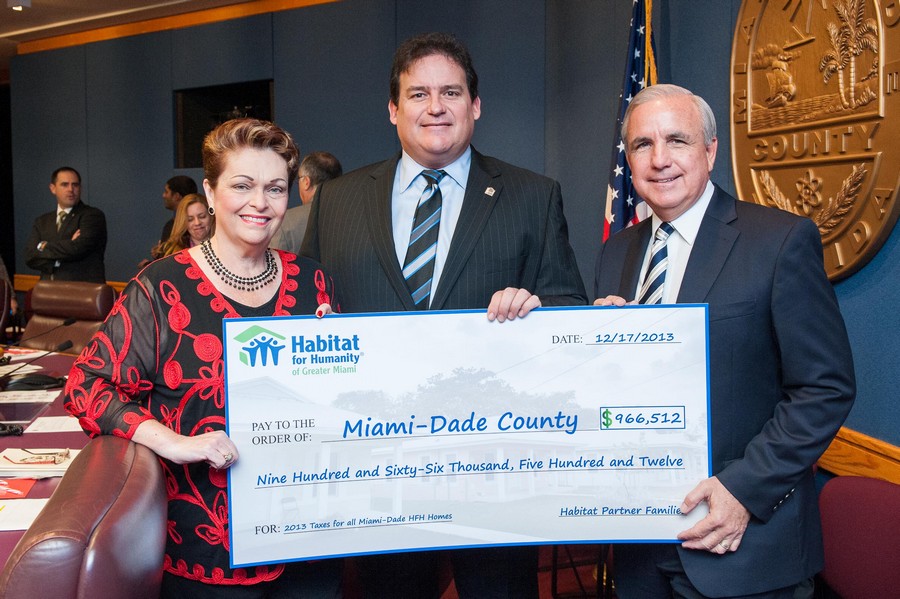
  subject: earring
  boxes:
[208,206,215,216]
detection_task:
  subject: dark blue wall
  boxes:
[9,0,896,447]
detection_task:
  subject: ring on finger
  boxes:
[223,452,234,463]
[718,540,730,551]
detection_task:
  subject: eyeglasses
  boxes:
[2,448,70,464]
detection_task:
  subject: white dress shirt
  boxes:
[391,148,471,304]
[635,180,715,303]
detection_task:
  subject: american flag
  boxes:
[603,0,658,241]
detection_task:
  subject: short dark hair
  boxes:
[300,152,343,188]
[166,175,198,197]
[390,32,479,105]
[51,167,81,184]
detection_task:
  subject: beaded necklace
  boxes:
[200,239,277,291]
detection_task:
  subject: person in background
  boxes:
[139,175,199,268]
[65,118,342,598]
[0,256,19,342]
[593,84,855,598]
[269,151,342,254]
[302,31,586,598]
[159,175,199,248]
[157,193,214,257]
[0,256,17,317]
[24,166,107,284]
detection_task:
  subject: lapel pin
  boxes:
[485,187,495,197]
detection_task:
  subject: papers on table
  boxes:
[0,348,44,375]
[0,363,41,378]
[24,416,83,434]
[0,499,49,531]
[0,448,80,478]
[0,348,43,362]
[0,390,60,404]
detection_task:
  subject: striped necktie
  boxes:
[56,211,66,232]
[638,222,674,305]
[402,169,446,308]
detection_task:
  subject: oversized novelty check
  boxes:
[223,305,711,567]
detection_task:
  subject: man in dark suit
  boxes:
[270,151,342,254]
[302,32,586,598]
[24,166,107,284]
[593,84,855,598]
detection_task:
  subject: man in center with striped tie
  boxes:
[302,31,586,599]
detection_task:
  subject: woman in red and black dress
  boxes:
[66,118,341,598]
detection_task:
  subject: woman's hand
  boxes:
[132,420,239,469]
[316,303,333,318]
[168,430,240,470]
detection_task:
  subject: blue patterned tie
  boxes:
[638,222,674,305]
[403,169,446,308]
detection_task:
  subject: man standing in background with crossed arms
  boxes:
[25,166,107,284]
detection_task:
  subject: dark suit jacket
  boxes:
[270,203,311,255]
[302,149,586,312]
[594,186,855,595]
[24,201,107,284]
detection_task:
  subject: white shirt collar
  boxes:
[397,147,471,193]
[649,180,715,246]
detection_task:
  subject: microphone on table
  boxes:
[4,317,77,349]
[0,340,74,391]
[0,318,77,364]
[0,318,78,364]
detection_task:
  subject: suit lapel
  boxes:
[431,150,500,310]
[56,203,80,239]
[364,156,418,311]
[617,219,653,300]
[676,187,739,303]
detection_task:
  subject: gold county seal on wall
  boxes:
[731,0,900,280]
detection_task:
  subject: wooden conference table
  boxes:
[0,351,88,565]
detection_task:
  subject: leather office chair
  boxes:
[0,436,167,599]
[818,475,900,598]
[20,280,116,353]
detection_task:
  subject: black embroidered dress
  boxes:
[65,250,336,587]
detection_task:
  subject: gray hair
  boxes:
[621,84,717,146]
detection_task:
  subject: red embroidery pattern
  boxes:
[280,252,300,314]
[314,269,330,307]
[65,252,336,586]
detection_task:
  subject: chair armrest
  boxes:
[0,436,167,599]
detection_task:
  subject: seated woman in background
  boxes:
[65,118,341,599]
[157,193,214,257]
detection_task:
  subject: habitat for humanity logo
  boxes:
[233,326,286,367]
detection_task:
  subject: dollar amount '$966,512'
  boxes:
[600,406,686,430]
